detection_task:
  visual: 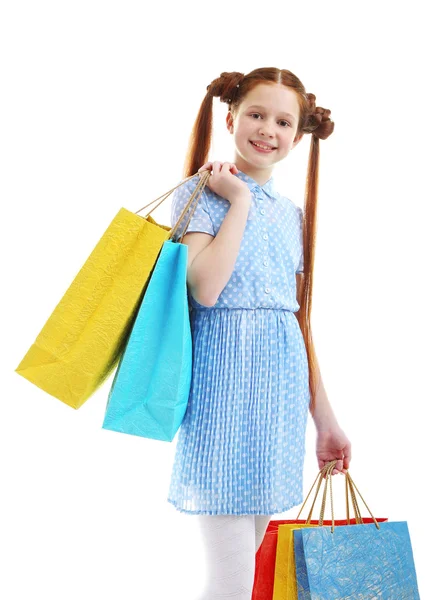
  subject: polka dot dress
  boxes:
[166,170,310,515]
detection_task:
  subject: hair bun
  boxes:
[207,72,244,104]
[303,93,334,140]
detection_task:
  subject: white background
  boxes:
[1,1,441,598]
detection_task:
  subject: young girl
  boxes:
[167,67,352,599]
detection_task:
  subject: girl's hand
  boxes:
[315,425,352,477]
[198,161,251,205]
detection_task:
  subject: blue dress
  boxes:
[166,170,310,515]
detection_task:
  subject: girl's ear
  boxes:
[226,111,234,134]
[292,132,304,148]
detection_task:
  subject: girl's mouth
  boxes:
[250,141,276,153]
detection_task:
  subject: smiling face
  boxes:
[226,82,304,184]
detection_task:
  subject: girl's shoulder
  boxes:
[170,174,223,237]
[170,174,209,214]
[174,174,225,205]
[276,192,303,219]
[174,174,204,199]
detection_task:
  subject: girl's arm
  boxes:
[295,273,339,429]
[311,357,352,474]
[296,274,351,473]
[185,192,252,307]
[310,366,339,430]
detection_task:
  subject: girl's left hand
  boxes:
[315,426,352,476]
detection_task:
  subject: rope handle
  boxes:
[319,462,364,529]
[295,462,346,527]
[134,172,197,216]
[295,460,380,533]
[133,170,211,243]
[172,170,211,243]
[318,463,364,532]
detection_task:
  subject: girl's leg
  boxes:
[254,514,272,552]
[196,514,272,600]
[197,515,255,599]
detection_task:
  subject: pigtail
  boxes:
[298,93,335,412]
[182,72,244,179]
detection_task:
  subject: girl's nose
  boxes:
[258,127,275,139]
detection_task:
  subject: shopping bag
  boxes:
[101,240,189,441]
[292,461,420,599]
[15,170,210,409]
[252,463,388,600]
[271,521,388,600]
[101,171,210,440]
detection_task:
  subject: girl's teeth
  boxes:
[252,142,274,150]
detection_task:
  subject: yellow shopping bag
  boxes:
[15,171,210,409]
[273,522,316,600]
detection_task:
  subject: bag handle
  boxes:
[344,470,381,530]
[170,170,211,243]
[296,460,381,533]
[133,170,211,243]
[345,468,363,524]
[320,462,380,532]
[295,462,354,526]
[134,173,198,216]
[318,462,360,532]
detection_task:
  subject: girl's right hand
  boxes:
[198,161,251,205]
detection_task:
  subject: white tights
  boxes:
[195,514,273,600]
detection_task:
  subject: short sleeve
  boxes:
[295,205,304,274]
[170,175,215,240]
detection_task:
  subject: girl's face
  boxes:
[227,83,303,181]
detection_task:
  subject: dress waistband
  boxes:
[191,307,296,313]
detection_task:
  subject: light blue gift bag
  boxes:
[294,520,420,599]
[102,171,210,441]
[293,462,420,599]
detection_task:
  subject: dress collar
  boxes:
[234,169,276,198]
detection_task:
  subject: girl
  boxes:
[167,67,352,599]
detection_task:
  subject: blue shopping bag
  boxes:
[293,520,420,599]
[291,462,420,599]
[101,239,192,441]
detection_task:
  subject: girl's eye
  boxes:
[250,113,290,127]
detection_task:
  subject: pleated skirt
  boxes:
[166,307,310,515]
